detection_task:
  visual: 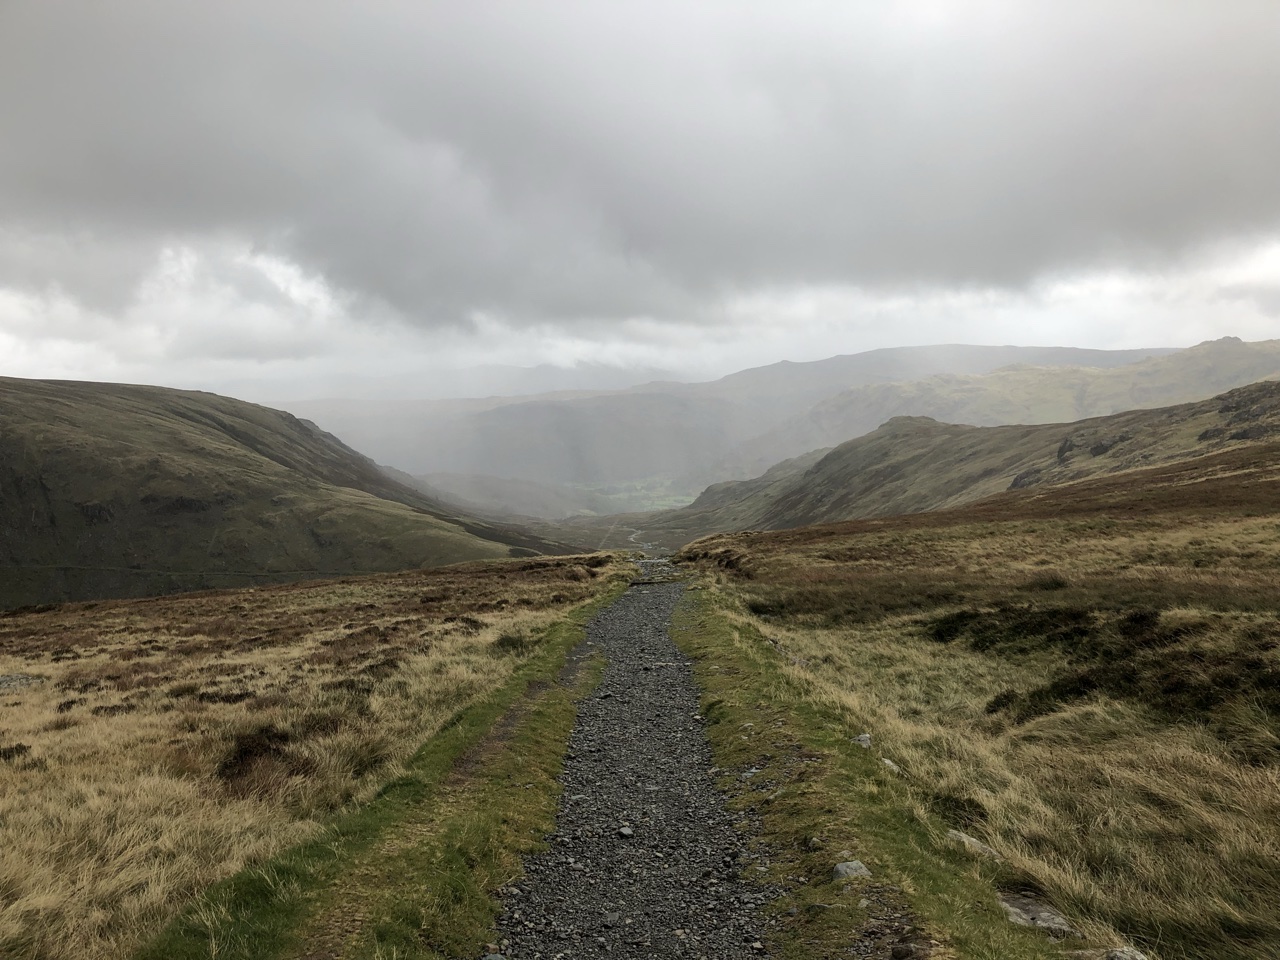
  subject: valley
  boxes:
[589,377,1280,550]
[285,343,1183,514]
[286,338,1276,517]
[2,348,1279,960]
[7,8,1278,960]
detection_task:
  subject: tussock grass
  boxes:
[673,591,1062,960]
[0,554,621,960]
[136,583,622,960]
[679,475,1280,960]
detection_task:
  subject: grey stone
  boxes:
[494,561,793,958]
[617,825,634,838]
[882,758,903,774]
[833,860,872,879]
[0,674,44,691]
[945,828,1002,860]
[804,902,842,913]
[1000,892,1079,939]
[852,733,872,749]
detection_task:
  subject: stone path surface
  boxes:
[490,560,774,958]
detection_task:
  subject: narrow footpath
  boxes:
[490,560,774,958]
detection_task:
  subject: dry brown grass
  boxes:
[0,554,620,960]
[679,448,1280,960]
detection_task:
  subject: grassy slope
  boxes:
[0,553,624,959]
[134,573,628,960]
[676,440,1280,960]
[632,378,1280,548]
[672,591,1065,960]
[0,377,569,607]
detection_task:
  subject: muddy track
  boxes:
[491,561,775,958]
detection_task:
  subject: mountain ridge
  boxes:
[284,343,1178,497]
[712,336,1280,478]
[615,377,1280,549]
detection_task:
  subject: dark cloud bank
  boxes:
[2,1,1279,333]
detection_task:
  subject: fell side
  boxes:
[629,377,1280,548]
[0,376,571,607]
[677,440,1280,960]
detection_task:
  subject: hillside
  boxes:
[663,342,1174,410]
[674,433,1280,960]
[721,336,1280,475]
[625,378,1280,548]
[0,377,568,608]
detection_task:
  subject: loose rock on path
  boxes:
[490,560,775,958]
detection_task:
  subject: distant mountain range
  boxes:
[0,378,569,608]
[718,335,1280,478]
[287,337,1277,518]
[614,377,1280,549]
[264,362,678,405]
[286,343,1181,514]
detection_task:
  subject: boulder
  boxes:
[999,892,1078,938]
[833,860,872,879]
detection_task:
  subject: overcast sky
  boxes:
[2,1,1279,400]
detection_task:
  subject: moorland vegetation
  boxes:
[4,362,1280,960]
[0,554,620,959]
[678,435,1280,960]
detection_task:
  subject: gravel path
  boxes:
[490,561,774,958]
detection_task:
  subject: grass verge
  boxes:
[131,578,625,960]
[672,585,1069,960]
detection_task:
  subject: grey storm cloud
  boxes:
[2,1,1280,326]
